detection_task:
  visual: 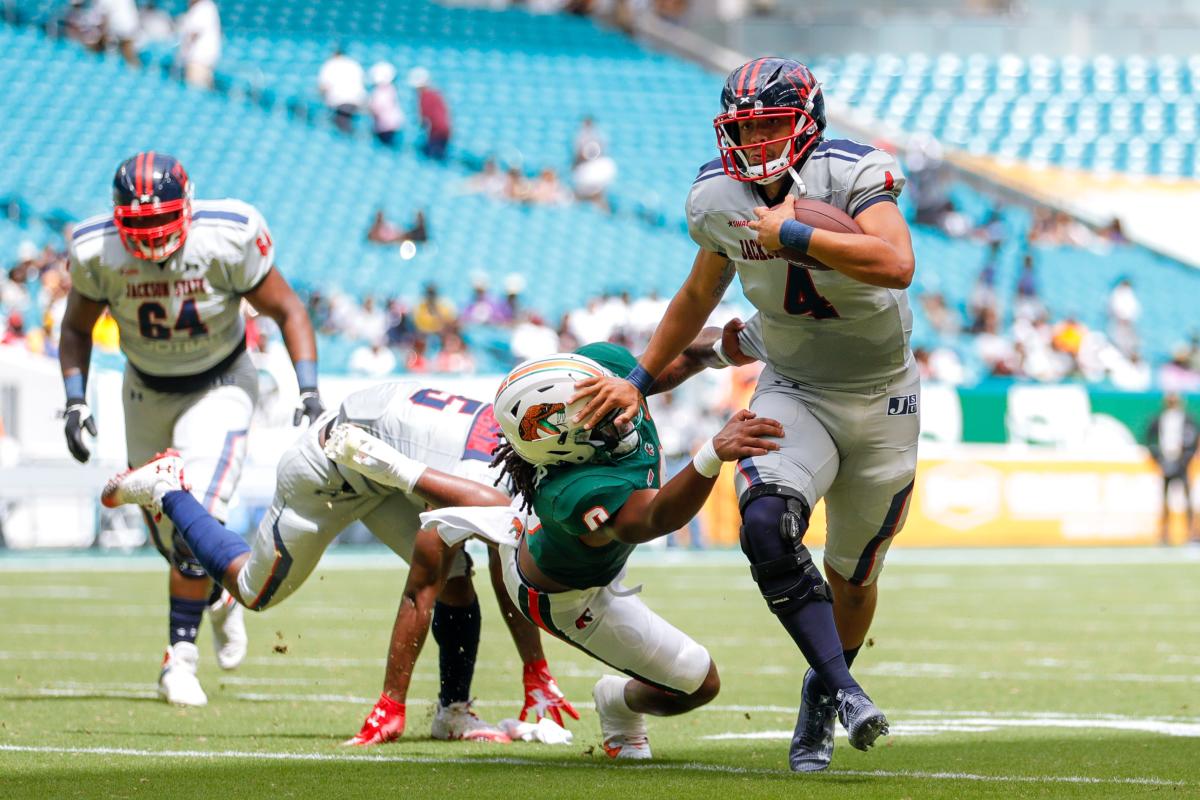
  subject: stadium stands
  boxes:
[2,3,1199,383]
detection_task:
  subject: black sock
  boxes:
[169,596,207,646]
[431,599,481,707]
[779,601,861,697]
[807,644,864,701]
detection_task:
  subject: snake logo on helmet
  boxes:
[714,57,826,185]
[112,151,194,261]
[495,354,642,467]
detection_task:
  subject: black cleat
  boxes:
[835,689,889,751]
[789,668,836,772]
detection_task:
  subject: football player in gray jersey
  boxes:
[574,58,919,771]
[59,153,324,707]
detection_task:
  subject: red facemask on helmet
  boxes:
[714,106,823,185]
[112,152,194,261]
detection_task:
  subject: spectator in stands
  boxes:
[572,116,606,167]
[462,273,505,326]
[528,168,572,206]
[405,335,430,373]
[318,46,366,134]
[367,62,404,147]
[566,296,613,345]
[1159,345,1200,394]
[651,391,705,548]
[975,308,1018,377]
[413,282,456,335]
[1,312,24,346]
[1013,253,1045,323]
[367,209,427,245]
[1100,217,1130,245]
[434,331,475,374]
[503,166,533,203]
[177,0,221,89]
[967,263,999,334]
[1146,393,1199,545]
[136,1,173,49]
[498,273,525,325]
[408,68,451,160]
[47,0,99,46]
[975,207,1006,248]
[349,337,397,378]
[463,158,507,199]
[349,295,387,343]
[1108,349,1152,392]
[510,312,558,361]
[920,291,960,338]
[95,0,140,67]
[572,145,617,213]
[384,297,412,346]
[1107,277,1140,358]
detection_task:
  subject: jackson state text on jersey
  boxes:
[67,198,274,378]
[686,139,914,391]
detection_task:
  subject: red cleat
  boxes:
[344,693,406,746]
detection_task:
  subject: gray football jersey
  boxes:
[335,381,503,494]
[67,198,274,377]
[686,139,913,390]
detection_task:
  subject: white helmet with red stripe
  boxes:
[494,353,640,467]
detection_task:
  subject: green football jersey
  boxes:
[526,343,663,589]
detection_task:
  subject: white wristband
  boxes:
[691,438,722,479]
[711,338,734,368]
[383,454,427,495]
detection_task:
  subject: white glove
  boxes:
[497,717,574,745]
[323,423,426,493]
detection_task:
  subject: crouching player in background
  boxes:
[101,381,578,744]
[422,344,784,759]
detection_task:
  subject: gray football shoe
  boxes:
[835,689,889,751]
[789,668,836,772]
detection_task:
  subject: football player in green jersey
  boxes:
[468,342,783,759]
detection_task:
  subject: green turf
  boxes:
[1,551,1198,798]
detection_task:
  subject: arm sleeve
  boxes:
[847,150,906,218]
[66,241,106,302]
[230,205,275,293]
[550,474,640,537]
[685,184,726,256]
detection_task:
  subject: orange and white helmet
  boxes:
[494,353,640,467]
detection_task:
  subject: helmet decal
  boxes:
[519,403,567,442]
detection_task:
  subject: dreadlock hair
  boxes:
[491,435,539,512]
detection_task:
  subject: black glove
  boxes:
[293,390,324,427]
[64,400,97,463]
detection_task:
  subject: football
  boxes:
[771,197,862,270]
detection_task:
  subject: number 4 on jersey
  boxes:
[783,264,839,319]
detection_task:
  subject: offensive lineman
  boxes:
[60,152,325,706]
[101,381,578,743]
[572,58,918,771]
[422,344,786,759]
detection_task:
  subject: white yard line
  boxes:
[0,744,1186,786]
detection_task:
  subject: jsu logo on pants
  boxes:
[887,394,918,415]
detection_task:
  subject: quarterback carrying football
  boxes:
[572,57,919,770]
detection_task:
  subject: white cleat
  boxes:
[431,701,512,743]
[158,642,208,707]
[209,590,247,671]
[593,675,651,760]
[102,450,187,515]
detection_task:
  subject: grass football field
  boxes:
[1,547,1197,799]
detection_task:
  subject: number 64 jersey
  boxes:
[67,198,274,378]
[686,138,913,391]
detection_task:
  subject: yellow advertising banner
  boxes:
[699,448,1197,548]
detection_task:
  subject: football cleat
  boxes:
[344,694,406,746]
[789,668,836,772]
[835,689,889,752]
[593,675,651,760]
[431,701,512,743]
[158,642,208,707]
[208,590,247,671]
[101,450,187,515]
